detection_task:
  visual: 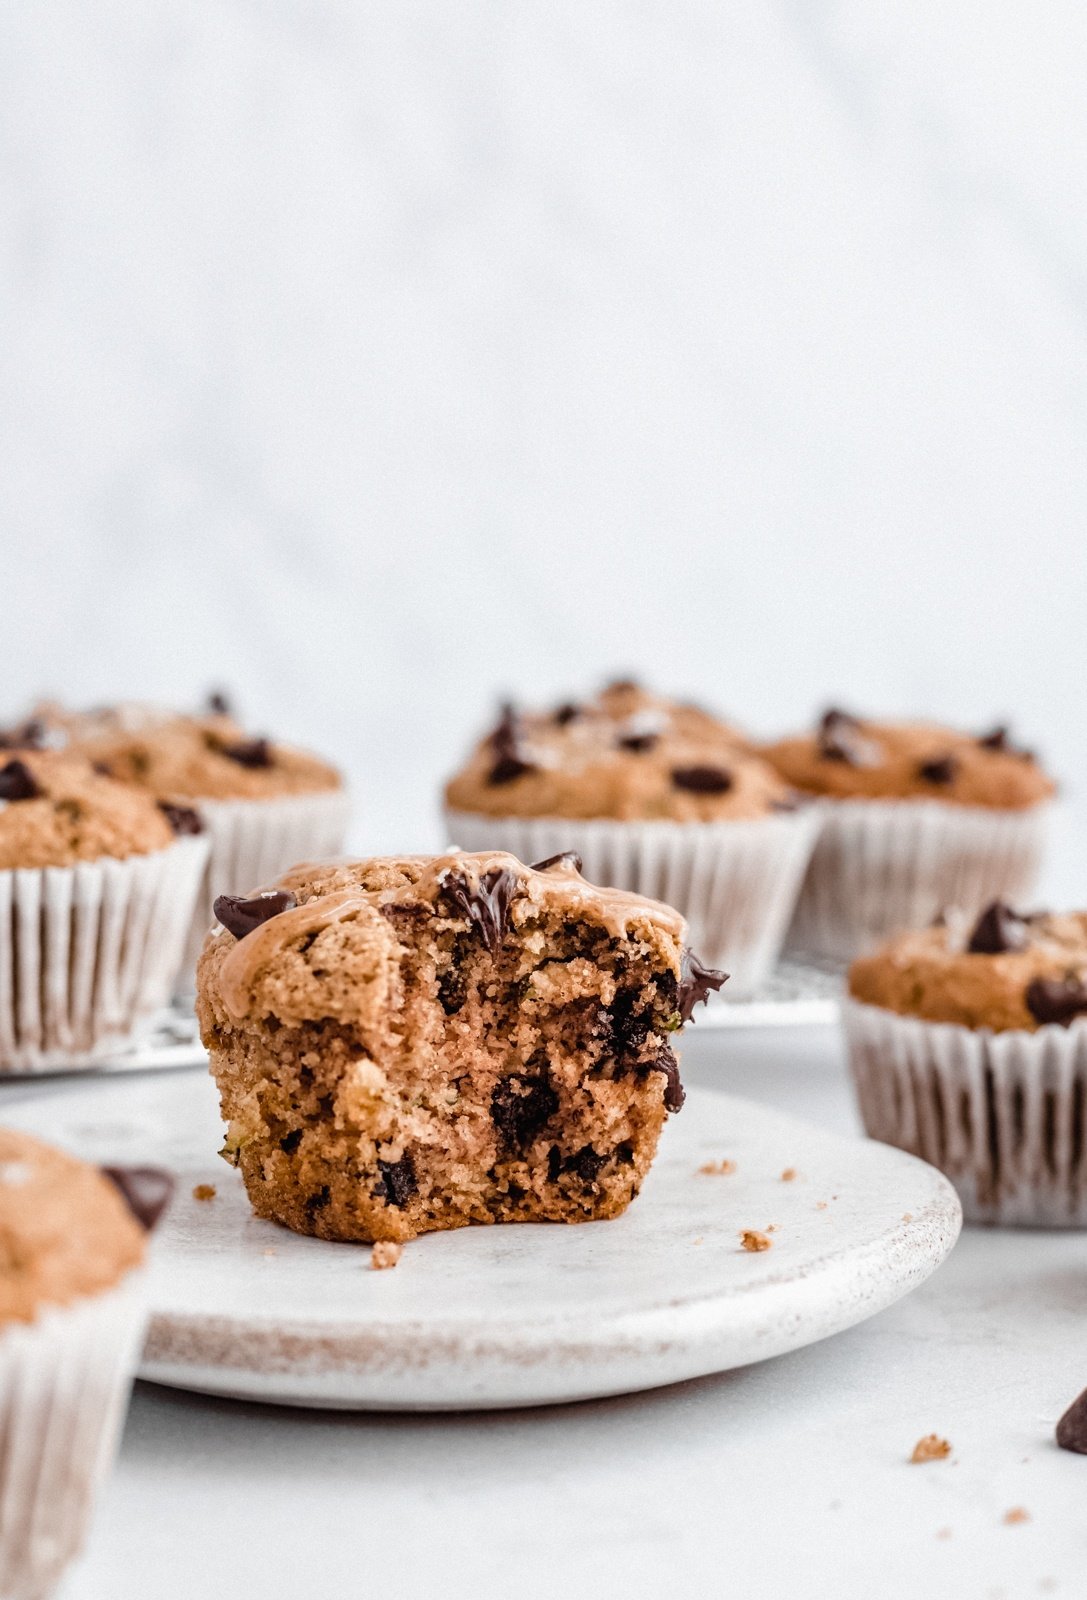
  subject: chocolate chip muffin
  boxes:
[54,697,350,987]
[197,850,724,1244]
[443,682,818,996]
[760,710,1054,961]
[844,902,1087,1225]
[0,745,208,1070]
[0,1135,169,1600]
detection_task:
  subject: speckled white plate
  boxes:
[0,1074,960,1410]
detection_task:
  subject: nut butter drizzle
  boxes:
[217,889,374,1018]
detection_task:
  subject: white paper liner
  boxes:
[0,1271,147,1600]
[443,808,819,998]
[0,837,208,1073]
[785,799,1049,963]
[843,996,1087,1227]
[179,788,352,983]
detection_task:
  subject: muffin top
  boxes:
[0,747,178,869]
[55,705,342,804]
[0,1131,149,1324]
[198,849,695,1029]
[848,902,1087,1031]
[444,682,794,822]
[762,711,1054,810]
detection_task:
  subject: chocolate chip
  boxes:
[553,703,581,726]
[486,702,535,786]
[564,1145,606,1183]
[530,851,583,874]
[206,690,233,716]
[380,901,430,929]
[218,737,274,769]
[377,1153,417,1207]
[0,719,45,751]
[489,753,534,784]
[817,709,880,767]
[279,1129,303,1154]
[619,733,659,753]
[1057,1388,1087,1453]
[157,800,205,837]
[650,1042,685,1112]
[918,755,958,785]
[607,990,651,1056]
[437,964,467,1015]
[1025,977,1087,1028]
[671,765,733,795]
[213,889,297,941]
[491,1074,558,1148]
[101,1165,174,1231]
[0,759,42,801]
[967,902,1031,955]
[305,1186,331,1213]
[977,724,1035,762]
[677,948,729,1022]
[441,866,520,953]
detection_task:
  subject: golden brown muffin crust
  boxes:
[0,1130,146,1324]
[445,683,792,822]
[848,907,1087,1031]
[763,712,1053,811]
[0,748,176,869]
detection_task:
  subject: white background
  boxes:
[2,0,1086,878]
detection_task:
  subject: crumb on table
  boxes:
[1003,1507,1030,1526]
[780,1167,798,1182]
[910,1434,951,1464]
[371,1240,402,1271]
[192,1183,217,1202]
[698,1159,736,1175]
[740,1229,772,1253]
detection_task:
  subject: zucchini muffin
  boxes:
[0,745,208,1070]
[844,902,1087,1225]
[57,698,350,986]
[197,849,725,1243]
[0,1134,168,1600]
[443,682,817,996]
[761,711,1054,961]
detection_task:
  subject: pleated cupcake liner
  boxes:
[0,836,208,1073]
[843,996,1087,1227]
[785,798,1049,963]
[0,1272,147,1600]
[178,788,352,984]
[443,808,819,998]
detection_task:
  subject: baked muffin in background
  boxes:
[761,711,1054,962]
[0,1134,170,1600]
[47,695,350,986]
[844,901,1087,1226]
[443,681,817,997]
[0,742,208,1070]
[197,850,723,1243]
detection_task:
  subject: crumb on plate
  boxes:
[371,1240,402,1271]
[740,1229,772,1253]
[192,1183,216,1202]
[910,1434,951,1464]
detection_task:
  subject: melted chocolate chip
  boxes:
[279,1129,303,1155]
[377,1153,417,1207]
[213,889,297,941]
[442,866,519,953]
[651,1042,685,1112]
[206,689,233,716]
[0,759,42,801]
[157,800,205,837]
[1025,977,1087,1028]
[619,732,659,753]
[817,709,880,767]
[0,719,45,751]
[219,737,274,769]
[553,702,581,726]
[918,755,958,785]
[305,1186,331,1213]
[491,1074,558,1148]
[530,851,583,874]
[607,990,651,1056]
[671,765,733,795]
[564,1145,606,1183]
[486,702,535,786]
[437,964,467,1015]
[677,948,729,1022]
[101,1165,174,1231]
[967,902,1030,956]
[1057,1388,1087,1454]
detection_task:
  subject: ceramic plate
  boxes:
[0,1072,960,1410]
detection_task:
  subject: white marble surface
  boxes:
[2,1,1087,887]
[3,1025,1080,1600]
